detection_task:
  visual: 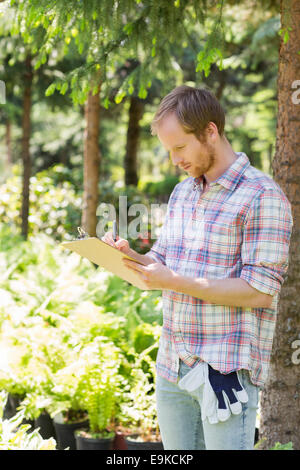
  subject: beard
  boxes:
[193,144,216,179]
[190,131,216,177]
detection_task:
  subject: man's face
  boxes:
[156,113,216,179]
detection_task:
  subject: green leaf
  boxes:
[78,42,84,54]
[45,83,56,97]
[196,47,223,77]
[123,23,133,35]
[115,91,126,104]
[138,87,147,99]
[284,31,289,43]
[42,16,49,29]
[41,53,47,65]
[103,96,110,109]
[279,28,290,44]
[270,441,293,450]
[60,82,69,95]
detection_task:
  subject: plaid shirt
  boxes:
[146,152,293,387]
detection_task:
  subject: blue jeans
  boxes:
[156,359,259,450]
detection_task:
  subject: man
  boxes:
[102,85,293,450]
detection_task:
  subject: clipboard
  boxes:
[60,237,148,290]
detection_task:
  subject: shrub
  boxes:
[0,391,56,450]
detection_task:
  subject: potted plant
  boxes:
[45,360,90,450]
[116,350,163,450]
[16,389,57,440]
[74,368,118,450]
[0,391,57,450]
[74,338,127,450]
[0,333,39,430]
[0,316,88,448]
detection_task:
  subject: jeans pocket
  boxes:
[239,369,259,411]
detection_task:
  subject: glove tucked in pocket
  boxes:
[206,364,249,422]
[178,362,248,424]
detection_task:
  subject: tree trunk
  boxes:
[259,0,300,450]
[81,86,101,237]
[20,54,33,240]
[215,69,227,101]
[6,118,12,167]
[124,96,144,186]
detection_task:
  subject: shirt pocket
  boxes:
[203,216,242,267]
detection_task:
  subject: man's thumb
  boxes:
[115,239,128,251]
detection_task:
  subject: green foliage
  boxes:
[0,223,162,436]
[75,339,126,435]
[0,161,172,257]
[196,46,223,77]
[1,3,280,184]
[132,323,160,361]
[0,164,82,242]
[0,391,57,450]
[279,26,292,45]
[9,0,225,106]
[118,360,159,439]
[270,441,293,450]
[138,175,179,198]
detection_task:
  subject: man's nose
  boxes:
[169,151,182,166]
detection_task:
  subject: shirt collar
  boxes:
[193,152,250,192]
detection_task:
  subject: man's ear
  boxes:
[206,122,219,141]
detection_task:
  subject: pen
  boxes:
[113,220,117,242]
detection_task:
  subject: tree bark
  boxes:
[124,96,144,186]
[6,118,12,167]
[81,86,101,237]
[259,0,300,450]
[20,54,33,240]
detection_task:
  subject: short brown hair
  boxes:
[150,85,225,139]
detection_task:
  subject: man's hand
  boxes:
[102,231,156,266]
[122,258,178,290]
[101,231,131,255]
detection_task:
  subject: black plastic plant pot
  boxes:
[75,431,114,450]
[3,393,22,420]
[34,411,56,440]
[125,434,164,451]
[112,432,128,450]
[53,416,89,450]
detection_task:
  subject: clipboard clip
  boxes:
[77,226,89,239]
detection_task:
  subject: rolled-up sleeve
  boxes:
[240,188,293,296]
